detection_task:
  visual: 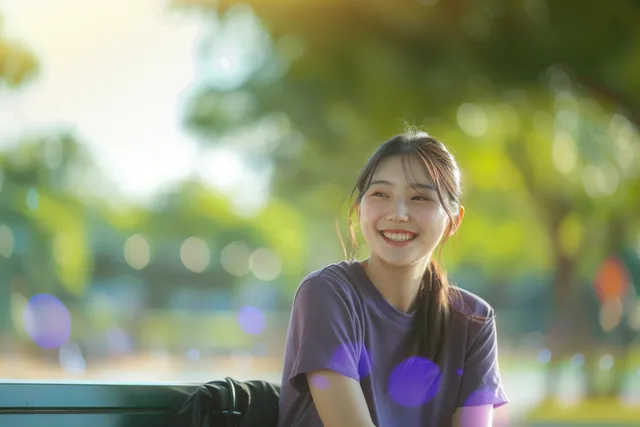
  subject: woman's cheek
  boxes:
[413,204,438,220]
[364,200,385,218]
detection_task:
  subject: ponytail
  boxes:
[412,259,453,366]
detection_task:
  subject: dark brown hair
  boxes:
[339,130,464,365]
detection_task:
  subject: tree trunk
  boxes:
[543,253,576,400]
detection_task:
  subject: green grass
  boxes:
[525,398,640,424]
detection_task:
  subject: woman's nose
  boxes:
[386,200,409,222]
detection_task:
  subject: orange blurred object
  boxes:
[594,256,631,304]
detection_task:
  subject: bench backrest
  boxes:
[0,382,198,427]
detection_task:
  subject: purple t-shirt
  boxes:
[277,261,508,427]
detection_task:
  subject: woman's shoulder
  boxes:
[289,261,364,322]
[295,260,361,300]
[449,286,496,321]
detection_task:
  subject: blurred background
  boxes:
[1,0,640,425]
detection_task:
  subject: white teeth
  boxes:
[381,232,415,241]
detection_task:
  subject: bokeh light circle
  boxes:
[310,374,330,389]
[237,306,266,335]
[570,353,585,369]
[23,294,72,349]
[221,241,251,277]
[330,343,372,379]
[123,234,151,270]
[358,346,372,379]
[388,356,441,407]
[538,348,551,364]
[463,387,502,407]
[248,248,282,281]
[180,237,210,273]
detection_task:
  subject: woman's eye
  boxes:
[412,196,429,201]
[372,192,387,197]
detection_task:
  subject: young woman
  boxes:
[277,131,508,427]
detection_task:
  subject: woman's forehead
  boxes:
[371,155,434,185]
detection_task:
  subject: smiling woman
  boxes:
[277,130,507,427]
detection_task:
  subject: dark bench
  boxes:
[0,381,199,427]
[4,382,636,427]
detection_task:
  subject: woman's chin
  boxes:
[376,254,420,269]
[370,250,430,270]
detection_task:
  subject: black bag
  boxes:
[174,377,280,427]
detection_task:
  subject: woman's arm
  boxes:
[307,369,377,427]
[453,311,507,426]
[452,405,494,427]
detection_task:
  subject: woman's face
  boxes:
[359,155,453,268]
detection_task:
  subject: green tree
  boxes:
[0,132,95,297]
[0,13,40,337]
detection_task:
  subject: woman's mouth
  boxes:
[378,230,418,245]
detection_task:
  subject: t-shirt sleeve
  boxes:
[286,277,362,393]
[455,313,508,408]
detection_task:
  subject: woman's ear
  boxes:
[449,205,465,236]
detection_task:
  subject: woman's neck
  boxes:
[361,255,429,313]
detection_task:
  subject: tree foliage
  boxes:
[175,0,640,284]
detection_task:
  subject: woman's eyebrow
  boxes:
[411,183,436,191]
[368,179,393,186]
